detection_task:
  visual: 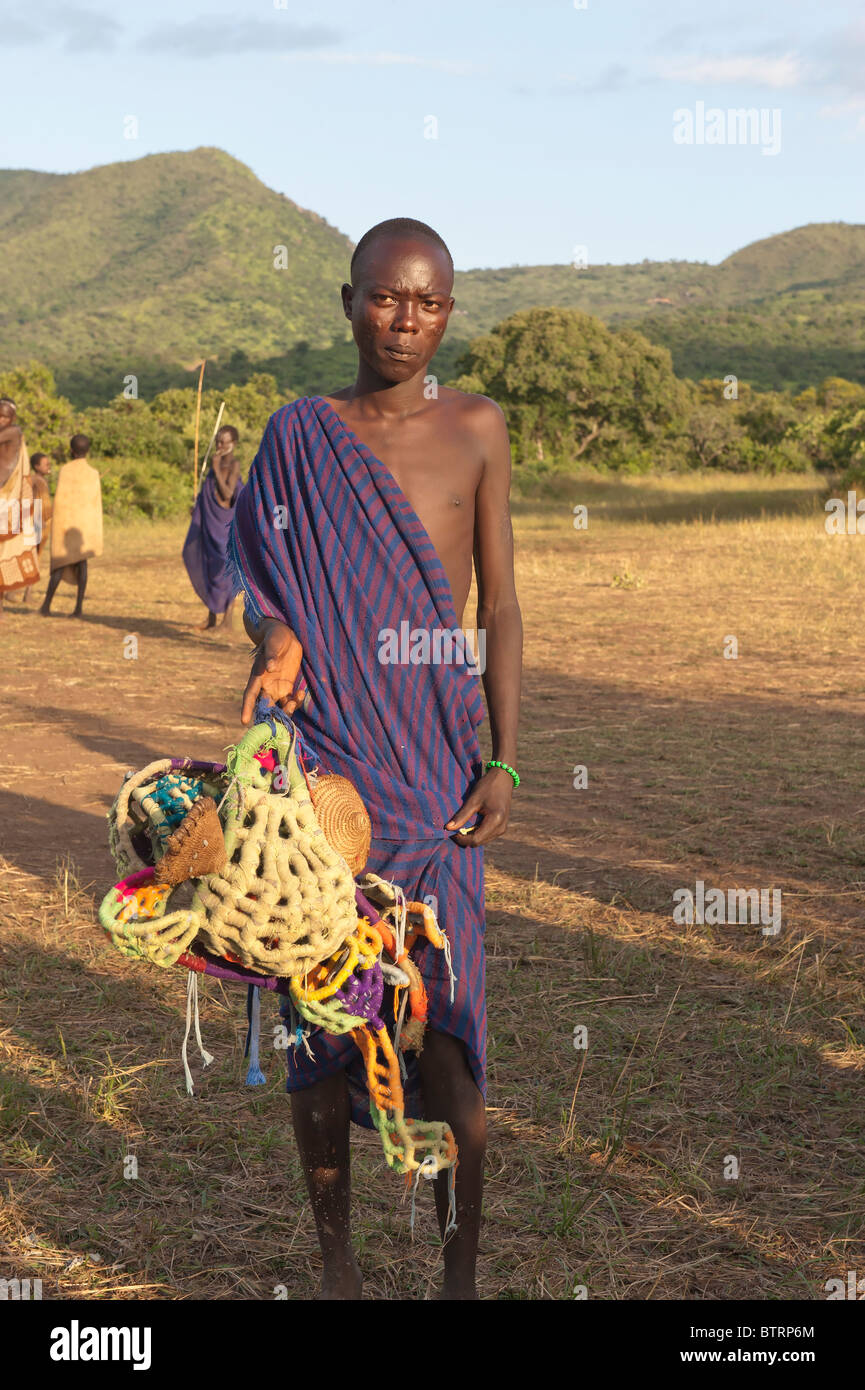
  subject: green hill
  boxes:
[451,224,865,393]
[0,147,354,402]
[1,147,863,400]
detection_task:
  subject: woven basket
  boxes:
[309,774,371,875]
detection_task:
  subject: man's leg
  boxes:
[218,596,235,629]
[289,1068,362,1299]
[194,609,218,630]
[40,567,64,615]
[417,1028,487,1300]
[73,560,88,617]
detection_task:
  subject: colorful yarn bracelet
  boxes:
[486,759,520,787]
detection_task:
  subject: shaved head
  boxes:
[351,218,453,282]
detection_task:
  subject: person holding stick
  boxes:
[183,423,243,630]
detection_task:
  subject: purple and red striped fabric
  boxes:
[228,396,487,1126]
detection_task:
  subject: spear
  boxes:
[197,401,226,494]
[192,359,206,498]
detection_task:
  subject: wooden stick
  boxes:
[197,401,226,495]
[192,360,206,498]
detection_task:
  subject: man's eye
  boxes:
[423,302,441,311]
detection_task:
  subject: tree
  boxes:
[0,360,79,456]
[817,377,865,410]
[451,307,688,466]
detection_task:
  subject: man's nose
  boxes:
[391,300,419,332]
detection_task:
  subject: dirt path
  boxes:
[1,498,864,1300]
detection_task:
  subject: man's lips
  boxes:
[384,345,417,358]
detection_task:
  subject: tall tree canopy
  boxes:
[452,307,690,465]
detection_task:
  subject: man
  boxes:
[0,398,39,617]
[230,219,523,1300]
[41,434,102,618]
[20,452,52,606]
[183,424,243,629]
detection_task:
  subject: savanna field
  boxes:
[1,472,863,1300]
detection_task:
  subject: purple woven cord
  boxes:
[334,960,385,1029]
[169,757,227,775]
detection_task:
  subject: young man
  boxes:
[20,452,52,606]
[41,434,102,618]
[0,398,39,617]
[182,424,243,630]
[230,219,523,1300]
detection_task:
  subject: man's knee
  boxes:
[418,1028,479,1093]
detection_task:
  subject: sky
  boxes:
[3,0,864,271]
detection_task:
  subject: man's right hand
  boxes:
[241,619,305,725]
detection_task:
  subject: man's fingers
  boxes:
[445,799,480,830]
[278,681,308,714]
[464,819,499,846]
[243,647,307,727]
[456,809,505,847]
[240,672,263,726]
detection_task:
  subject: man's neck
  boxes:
[343,363,432,421]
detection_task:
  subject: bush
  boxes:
[86,399,187,466]
[97,455,193,521]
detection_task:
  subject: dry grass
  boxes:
[1,471,864,1299]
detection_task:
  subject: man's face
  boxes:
[344,235,454,384]
[0,408,15,430]
[215,429,234,455]
[34,457,52,477]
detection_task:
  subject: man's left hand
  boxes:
[445,768,514,847]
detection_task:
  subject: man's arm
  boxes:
[473,401,522,771]
[212,459,238,505]
[446,399,523,846]
[0,425,23,489]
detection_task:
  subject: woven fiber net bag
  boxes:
[189,717,361,975]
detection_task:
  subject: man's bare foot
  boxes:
[194,614,218,631]
[319,1256,363,1300]
[39,604,52,617]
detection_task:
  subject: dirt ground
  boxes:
[1,473,863,1299]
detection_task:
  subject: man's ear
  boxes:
[341,283,353,320]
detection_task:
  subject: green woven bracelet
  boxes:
[486,759,520,788]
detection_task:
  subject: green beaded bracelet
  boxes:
[486,759,520,788]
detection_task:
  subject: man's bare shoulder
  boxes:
[438,386,508,447]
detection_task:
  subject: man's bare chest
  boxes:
[339,418,483,519]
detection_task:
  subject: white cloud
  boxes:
[282,51,480,77]
[655,53,805,89]
[2,2,121,52]
[813,23,865,98]
[139,18,339,57]
[819,96,865,136]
